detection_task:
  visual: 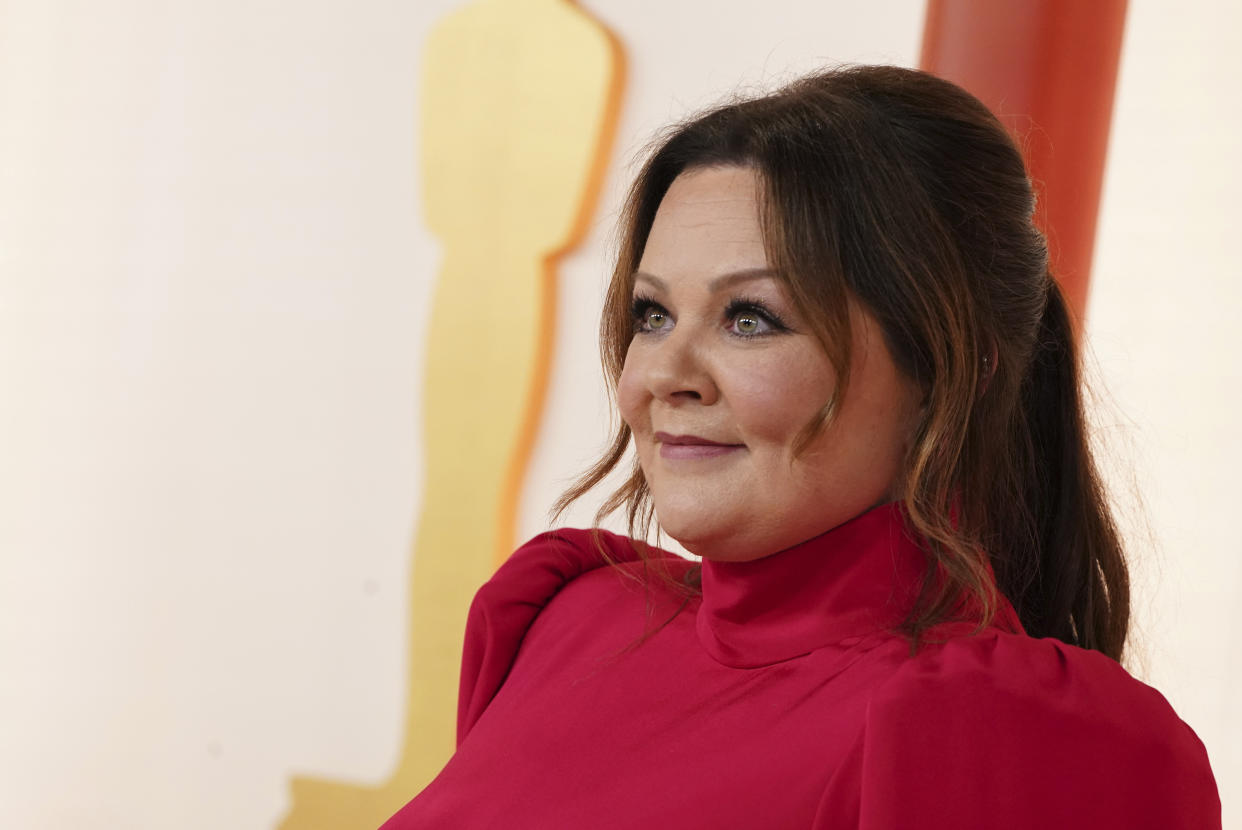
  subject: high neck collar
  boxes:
[695,502,929,668]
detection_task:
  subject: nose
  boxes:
[642,324,720,406]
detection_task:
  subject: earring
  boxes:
[979,351,996,397]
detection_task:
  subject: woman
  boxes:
[383,65,1220,828]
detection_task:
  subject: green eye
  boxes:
[725,300,785,337]
[630,296,673,335]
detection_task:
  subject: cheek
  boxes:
[616,355,647,432]
[728,356,835,443]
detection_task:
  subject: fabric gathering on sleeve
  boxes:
[456,527,642,744]
[813,631,1222,829]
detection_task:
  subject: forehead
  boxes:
[639,166,769,281]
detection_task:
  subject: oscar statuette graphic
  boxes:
[278,1,622,826]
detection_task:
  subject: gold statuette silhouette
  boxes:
[278,1,622,827]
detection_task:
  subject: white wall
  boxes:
[0,2,1235,828]
[1088,0,1242,817]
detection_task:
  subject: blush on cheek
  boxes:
[730,375,834,441]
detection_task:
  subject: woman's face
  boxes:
[617,166,922,561]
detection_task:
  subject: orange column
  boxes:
[920,0,1128,323]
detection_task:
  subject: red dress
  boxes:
[381,503,1220,828]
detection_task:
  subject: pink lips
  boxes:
[654,431,744,460]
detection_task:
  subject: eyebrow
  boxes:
[632,267,780,293]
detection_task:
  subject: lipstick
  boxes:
[654,432,744,460]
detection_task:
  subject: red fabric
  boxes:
[381,504,1220,829]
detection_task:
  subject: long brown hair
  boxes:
[554,65,1129,661]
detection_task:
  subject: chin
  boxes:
[659,518,770,562]
[654,511,721,555]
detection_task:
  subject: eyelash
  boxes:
[629,293,790,338]
[725,296,792,336]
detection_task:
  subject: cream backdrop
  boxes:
[0,1,1237,828]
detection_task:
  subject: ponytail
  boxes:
[998,276,1130,659]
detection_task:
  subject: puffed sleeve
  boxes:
[455,528,638,745]
[813,632,1221,829]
